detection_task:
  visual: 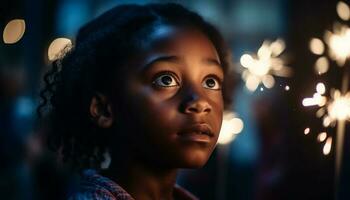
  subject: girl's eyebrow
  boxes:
[202,58,222,68]
[140,55,222,72]
[141,55,180,71]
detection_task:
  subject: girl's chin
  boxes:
[177,153,211,169]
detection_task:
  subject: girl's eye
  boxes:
[152,73,179,88]
[202,76,222,90]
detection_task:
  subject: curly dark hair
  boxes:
[37,3,235,170]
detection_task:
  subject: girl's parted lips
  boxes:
[178,123,214,137]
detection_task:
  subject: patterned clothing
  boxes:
[68,170,198,200]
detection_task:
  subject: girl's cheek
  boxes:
[148,87,180,102]
[206,91,224,107]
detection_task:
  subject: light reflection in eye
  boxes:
[202,77,221,90]
[152,73,179,88]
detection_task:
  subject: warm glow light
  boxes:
[304,127,310,135]
[231,118,244,134]
[248,59,270,76]
[302,94,327,107]
[327,90,350,121]
[303,84,328,107]
[240,54,254,68]
[48,38,72,61]
[218,112,244,145]
[325,25,350,66]
[245,75,260,91]
[306,2,350,167]
[285,85,290,91]
[304,88,350,128]
[3,19,26,44]
[323,116,331,127]
[270,39,285,56]
[309,38,325,55]
[316,83,326,95]
[323,137,332,155]
[314,56,329,74]
[337,1,350,21]
[240,39,291,91]
[317,132,327,142]
[262,75,274,88]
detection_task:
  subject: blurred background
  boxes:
[1,0,350,199]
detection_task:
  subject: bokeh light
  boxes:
[309,38,325,55]
[314,56,329,74]
[240,39,291,91]
[218,111,244,145]
[337,1,350,21]
[317,132,327,142]
[3,19,26,44]
[48,38,72,61]
[323,137,332,155]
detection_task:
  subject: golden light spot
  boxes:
[285,85,290,91]
[218,112,244,145]
[304,127,310,135]
[337,1,350,21]
[323,116,331,127]
[325,25,350,66]
[245,75,260,91]
[240,39,290,91]
[302,93,327,107]
[327,90,350,121]
[316,82,326,95]
[323,137,332,155]
[48,38,72,61]
[317,132,327,142]
[309,38,325,55]
[314,56,329,74]
[262,75,275,88]
[270,39,285,56]
[3,19,26,44]
[240,54,254,68]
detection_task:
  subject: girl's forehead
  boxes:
[139,24,220,61]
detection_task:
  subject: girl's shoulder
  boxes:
[68,169,199,200]
[67,169,134,200]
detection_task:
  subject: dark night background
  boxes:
[1,0,350,199]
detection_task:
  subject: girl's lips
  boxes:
[178,123,214,143]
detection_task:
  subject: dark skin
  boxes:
[90,25,224,200]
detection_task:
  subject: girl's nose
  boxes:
[181,93,212,114]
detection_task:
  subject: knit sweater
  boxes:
[68,170,198,200]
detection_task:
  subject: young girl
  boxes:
[38,3,233,200]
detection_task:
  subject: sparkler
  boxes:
[302,84,350,154]
[304,1,350,198]
[239,39,292,91]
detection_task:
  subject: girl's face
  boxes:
[116,25,224,169]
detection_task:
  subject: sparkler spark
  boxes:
[309,2,350,73]
[305,2,350,197]
[327,90,350,122]
[240,39,292,91]
[304,127,310,135]
[303,84,350,128]
[325,24,350,66]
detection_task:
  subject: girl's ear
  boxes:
[89,93,114,128]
